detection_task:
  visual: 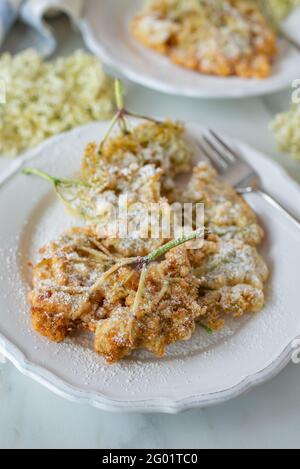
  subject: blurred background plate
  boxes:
[281,7,300,48]
[81,0,300,98]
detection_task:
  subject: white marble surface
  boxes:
[0,16,300,449]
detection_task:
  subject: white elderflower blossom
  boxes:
[0,49,115,157]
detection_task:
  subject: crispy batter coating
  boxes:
[82,120,192,195]
[29,227,111,342]
[29,225,268,363]
[180,162,264,246]
[94,247,206,363]
[28,120,269,363]
[73,120,192,257]
[132,0,277,78]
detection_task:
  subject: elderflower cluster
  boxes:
[0,49,115,157]
[260,0,300,22]
[271,105,300,160]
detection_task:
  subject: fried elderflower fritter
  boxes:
[132,0,277,78]
[26,84,269,364]
[29,161,268,363]
[82,120,192,257]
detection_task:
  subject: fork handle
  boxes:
[256,188,300,229]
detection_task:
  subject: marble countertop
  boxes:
[1,16,300,449]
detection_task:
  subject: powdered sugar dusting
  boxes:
[0,122,299,406]
[0,193,253,393]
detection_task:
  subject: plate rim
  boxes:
[79,3,300,99]
[0,331,294,413]
[0,122,300,414]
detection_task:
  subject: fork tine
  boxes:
[209,130,237,163]
[202,135,229,169]
[196,139,226,173]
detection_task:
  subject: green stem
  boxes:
[90,228,207,293]
[22,168,87,188]
[120,115,130,135]
[98,79,162,154]
[124,110,161,124]
[199,323,213,335]
[131,265,148,317]
[23,167,60,186]
[98,79,127,154]
[144,228,206,265]
[98,112,121,154]
[115,79,125,111]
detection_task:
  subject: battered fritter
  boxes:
[132,0,277,78]
[29,124,268,363]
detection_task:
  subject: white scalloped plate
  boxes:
[0,121,300,413]
[282,7,300,47]
[80,0,300,98]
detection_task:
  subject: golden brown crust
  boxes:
[29,220,268,363]
[28,119,269,363]
[28,227,109,342]
[180,162,264,246]
[132,0,277,79]
[95,247,206,363]
[31,307,71,343]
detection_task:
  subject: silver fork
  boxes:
[197,130,300,228]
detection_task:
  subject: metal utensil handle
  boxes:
[281,32,300,53]
[256,188,300,229]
